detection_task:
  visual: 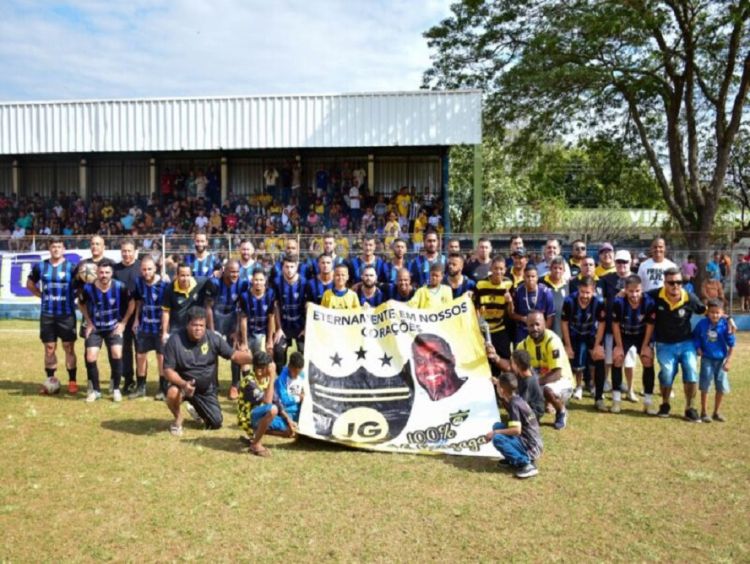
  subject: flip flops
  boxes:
[249,442,271,457]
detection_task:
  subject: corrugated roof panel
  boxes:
[0,91,481,154]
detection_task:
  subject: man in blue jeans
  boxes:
[648,267,706,422]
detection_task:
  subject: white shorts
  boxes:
[604,334,613,365]
[544,380,573,403]
[623,345,638,369]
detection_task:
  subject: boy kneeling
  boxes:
[486,372,543,479]
[237,352,296,457]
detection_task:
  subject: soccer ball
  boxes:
[42,376,61,395]
[78,262,98,284]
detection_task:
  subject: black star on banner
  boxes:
[379,353,393,367]
[355,346,367,360]
[330,353,342,366]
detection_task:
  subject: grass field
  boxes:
[1,319,748,562]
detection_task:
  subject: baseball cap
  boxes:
[512,247,527,257]
[614,250,631,263]
[598,243,614,254]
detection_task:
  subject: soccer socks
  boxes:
[111,358,123,390]
[67,367,77,382]
[611,366,623,392]
[45,368,55,379]
[593,360,606,401]
[642,366,655,395]
[231,363,241,388]
[86,361,100,392]
[136,375,147,388]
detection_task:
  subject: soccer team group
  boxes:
[25,230,735,475]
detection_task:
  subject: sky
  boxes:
[0,0,454,102]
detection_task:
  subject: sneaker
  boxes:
[122,382,136,395]
[112,389,122,402]
[573,387,583,400]
[85,390,102,403]
[169,423,183,437]
[684,407,701,423]
[610,400,621,414]
[645,402,659,416]
[700,413,712,423]
[154,391,166,401]
[595,399,609,412]
[712,412,726,422]
[128,386,147,400]
[554,410,568,430]
[87,380,93,394]
[657,403,671,418]
[68,381,79,395]
[185,403,203,423]
[603,380,612,393]
[627,389,639,403]
[515,463,538,479]
[228,386,239,401]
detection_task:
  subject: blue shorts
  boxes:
[656,341,698,387]
[699,358,730,394]
[250,403,289,433]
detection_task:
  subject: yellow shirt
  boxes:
[409,285,454,309]
[595,264,615,278]
[396,194,411,218]
[321,289,360,309]
[412,216,427,242]
[474,278,513,332]
[518,330,574,389]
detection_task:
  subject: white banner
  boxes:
[299,295,499,457]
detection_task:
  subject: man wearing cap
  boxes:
[595,243,616,278]
[508,247,528,289]
[537,239,572,282]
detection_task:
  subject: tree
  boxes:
[726,126,750,230]
[424,0,749,275]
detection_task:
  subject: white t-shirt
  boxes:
[287,377,304,404]
[637,258,677,292]
[264,168,279,186]
[353,168,366,186]
[349,186,361,210]
[194,215,209,229]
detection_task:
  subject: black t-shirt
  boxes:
[463,259,491,283]
[114,260,142,293]
[505,395,543,460]
[162,278,208,333]
[648,288,706,344]
[517,371,545,421]
[163,329,234,392]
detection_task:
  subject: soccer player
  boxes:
[185,231,222,278]
[511,265,555,344]
[26,237,79,394]
[463,237,493,283]
[163,306,253,435]
[637,237,676,293]
[237,239,257,282]
[321,263,360,309]
[305,254,334,305]
[239,268,276,357]
[445,253,476,299]
[611,274,657,414]
[271,237,300,283]
[75,235,107,340]
[307,233,345,278]
[409,230,446,288]
[410,262,453,309]
[518,312,574,430]
[130,255,169,399]
[474,256,514,371]
[649,267,706,421]
[113,239,141,394]
[387,268,416,302]
[561,277,607,408]
[356,265,385,307]
[348,235,384,283]
[539,256,569,338]
[203,260,247,399]
[78,259,132,402]
[381,238,409,286]
[272,254,307,367]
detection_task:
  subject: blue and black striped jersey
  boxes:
[348,256,384,284]
[274,275,306,336]
[408,254,446,288]
[357,286,385,307]
[132,277,168,335]
[81,280,129,331]
[445,276,476,299]
[29,259,76,316]
[305,277,334,305]
[239,288,276,336]
[561,295,606,339]
[185,253,221,278]
[611,295,656,338]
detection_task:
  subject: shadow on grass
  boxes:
[101,418,170,436]
[273,435,360,454]
[440,453,501,474]
[184,435,246,454]
[0,379,81,398]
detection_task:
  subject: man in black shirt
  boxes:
[649,267,706,422]
[163,306,253,435]
[114,239,141,393]
[463,237,493,283]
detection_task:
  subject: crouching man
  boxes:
[163,306,253,436]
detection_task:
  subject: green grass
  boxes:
[1,319,748,562]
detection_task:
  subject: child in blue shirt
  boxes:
[692,299,735,423]
[274,351,305,425]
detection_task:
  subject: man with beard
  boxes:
[348,235,384,284]
[78,259,132,402]
[26,237,79,395]
[272,254,307,366]
[518,312,574,430]
[203,260,247,400]
[412,333,466,401]
[185,231,222,278]
[271,237,300,284]
[355,265,385,307]
[381,238,409,286]
[305,254,334,305]
[113,239,141,394]
[237,239,257,282]
[445,253,476,299]
[163,306,253,435]
[387,268,416,303]
[409,230,445,288]
[463,237,493,283]
[75,235,107,342]
[130,255,169,399]
[307,233,345,278]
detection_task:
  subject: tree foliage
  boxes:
[425,0,750,253]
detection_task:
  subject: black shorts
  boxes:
[170,381,223,430]
[135,332,163,354]
[40,314,77,343]
[85,330,124,349]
